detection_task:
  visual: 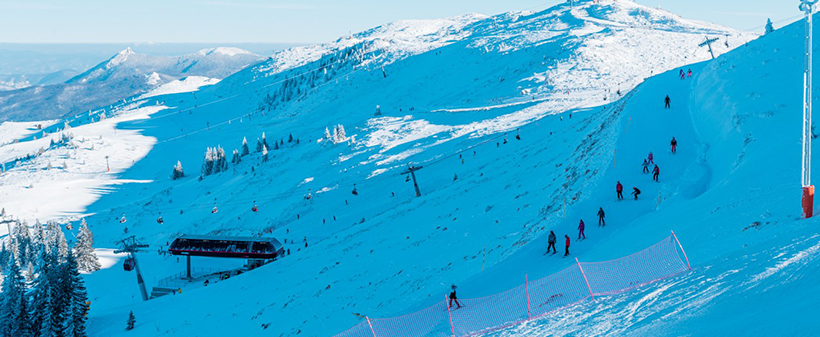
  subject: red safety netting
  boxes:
[335,234,689,337]
[451,284,528,336]
[579,235,689,296]
[369,301,451,337]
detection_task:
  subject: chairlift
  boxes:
[156,212,164,224]
[405,175,411,182]
[123,258,135,272]
[119,213,127,224]
[212,203,219,214]
[252,201,258,212]
[65,223,73,230]
[351,184,358,196]
[305,189,313,200]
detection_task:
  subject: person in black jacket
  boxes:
[547,231,557,254]
[597,207,605,227]
[449,285,462,309]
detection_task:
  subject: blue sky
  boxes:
[0,0,800,44]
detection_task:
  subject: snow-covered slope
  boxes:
[0,47,263,122]
[0,0,791,336]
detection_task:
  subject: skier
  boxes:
[564,235,571,257]
[679,69,685,80]
[632,187,641,200]
[503,134,508,144]
[671,137,677,153]
[664,95,671,109]
[687,69,692,77]
[449,285,462,309]
[597,207,605,227]
[616,181,624,200]
[652,165,660,182]
[578,220,586,240]
[647,151,654,164]
[547,231,557,254]
[642,159,650,174]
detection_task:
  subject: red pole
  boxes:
[366,317,377,337]
[445,295,455,337]
[671,230,691,270]
[576,257,595,300]
[525,274,532,320]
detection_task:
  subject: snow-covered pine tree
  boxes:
[215,146,228,173]
[255,138,263,152]
[232,149,241,164]
[29,246,62,337]
[241,137,250,156]
[0,254,30,337]
[46,221,69,260]
[262,145,269,162]
[72,219,100,273]
[201,147,215,176]
[324,127,332,141]
[62,252,89,337]
[172,161,185,180]
[12,221,32,266]
[262,133,269,150]
[333,125,347,144]
[765,18,775,34]
[125,311,135,331]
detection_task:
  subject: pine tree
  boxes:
[262,133,269,150]
[324,127,332,141]
[333,125,347,144]
[765,18,775,34]
[62,252,89,337]
[241,137,250,156]
[231,149,241,164]
[0,255,30,337]
[125,311,135,331]
[201,147,215,176]
[215,146,228,173]
[30,247,64,337]
[274,141,279,150]
[172,161,184,180]
[261,145,268,162]
[288,133,293,143]
[255,138,262,152]
[72,219,100,273]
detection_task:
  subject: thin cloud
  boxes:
[205,1,315,10]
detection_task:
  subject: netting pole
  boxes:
[445,295,455,337]
[671,230,691,270]
[525,274,532,320]
[576,257,595,300]
[366,317,377,337]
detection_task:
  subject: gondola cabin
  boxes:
[169,235,284,259]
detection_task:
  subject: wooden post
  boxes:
[525,274,532,320]
[625,116,632,134]
[366,317,377,337]
[445,294,455,337]
[576,257,595,300]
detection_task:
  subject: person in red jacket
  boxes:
[616,181,624,200]
[647,151,654,164]
[652,165,660,182]
[578,220,586,240]
[564,235,571,256]
[671,137,677,153]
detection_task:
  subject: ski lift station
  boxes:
[168,235,285,278]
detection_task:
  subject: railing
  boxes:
[335,231,690,337]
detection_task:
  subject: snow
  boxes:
[2,0,813,336]
[139,76,220,99]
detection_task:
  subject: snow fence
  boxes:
[335,232,690,337]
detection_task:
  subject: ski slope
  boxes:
[5,0,809,336]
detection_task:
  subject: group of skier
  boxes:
[546,206,606,257]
